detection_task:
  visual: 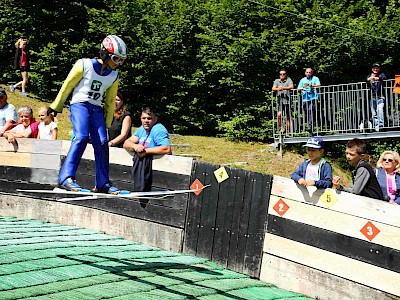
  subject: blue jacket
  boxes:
[375,167,400,204]
[365,73,386,96]
[291,158,333,188]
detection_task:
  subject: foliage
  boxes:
[2,0,400,146]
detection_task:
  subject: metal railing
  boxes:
[272,79,400,139]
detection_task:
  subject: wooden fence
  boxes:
[261,175,400,300]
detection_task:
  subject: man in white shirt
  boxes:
[0,88,17,137]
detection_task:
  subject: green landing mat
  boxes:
[0,217,311,300]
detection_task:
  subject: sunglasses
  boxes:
[279,73,286,75]
[383,158,394,162]
[110,55,125,65]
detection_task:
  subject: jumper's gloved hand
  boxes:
[47,107,58,117]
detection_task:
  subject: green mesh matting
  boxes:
[0,217,311,300]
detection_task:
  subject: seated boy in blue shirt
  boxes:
[291,137,333,188]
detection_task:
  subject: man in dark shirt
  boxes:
[272,68,293,137]
[366,63,386,132]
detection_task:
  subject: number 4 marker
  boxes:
[214,167,229,183]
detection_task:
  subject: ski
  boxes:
[16,185,210,201]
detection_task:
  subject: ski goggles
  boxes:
[110,54,126,65]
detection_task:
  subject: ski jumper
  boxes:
[50,58,119,189]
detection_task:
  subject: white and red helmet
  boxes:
[100,35,127,65]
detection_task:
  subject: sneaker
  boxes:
[95,183,120,195]
[21,92,29,96]
[10,85,15,93]
[60,178,82,191]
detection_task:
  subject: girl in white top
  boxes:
[3,106,33,143]
[37,106,58,140]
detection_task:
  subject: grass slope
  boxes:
[2,84,351,185]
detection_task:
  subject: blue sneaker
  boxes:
[95,183,120,195]
[60,178,82,191]
[10,85,15,93]
[21,92,29,96]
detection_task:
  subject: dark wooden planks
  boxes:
[183,162,272,277]
[243,173,272,277]
[226,168,247,273]
[182,160,208,256]
[195,161,220,261]
[267,215,400,274]
[211,166,238,268]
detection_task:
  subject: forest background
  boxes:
[1,0,400,165]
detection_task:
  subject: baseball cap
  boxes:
[372,62,380,68]
[0,88,7,96]
[303,136,324,149]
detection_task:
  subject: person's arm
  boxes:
[291,160,306,185]
[311,77,321,88]
[379,73,387,81]
[297,79,304,91]
[14,48,20,70]
[314,162,333,188]
[52,126,58,140]
[142,145,171,155]
[13,128,32,138]
[36,129,40,139]
[49,60,84,113]
[0,119,15,137]
[104,79,119,128]
[286,78,294,90]
[109,115,132,147]
[137,127,171,158]
[340,167,370,194]
[3,131,15,143]
[123,135,144,153]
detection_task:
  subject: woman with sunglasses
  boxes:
[375,151,400,204]
[47,35,127,194]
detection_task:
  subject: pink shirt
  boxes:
[386,172,397,203]
[20,49,27,67]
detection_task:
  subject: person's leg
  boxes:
[58,103,90,185]
[21,71,28,94]
[307,101,314,134]
[12,81,23,90]
[88,104,111,191]
[370,98,378,129]
[377,97,385,128]
[302,102,308,133]
[283,103,291,136]
[277,110,283,132]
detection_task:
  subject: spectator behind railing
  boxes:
[297,68,321,136]
[272,79,400,138]
[37,106,58,140]
[374,151,400,204]
[272,68,293,137]
[365,63,386,132]
[3,106,35,143]
[332,138,384,200]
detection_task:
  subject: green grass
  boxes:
[2,84,351,185]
